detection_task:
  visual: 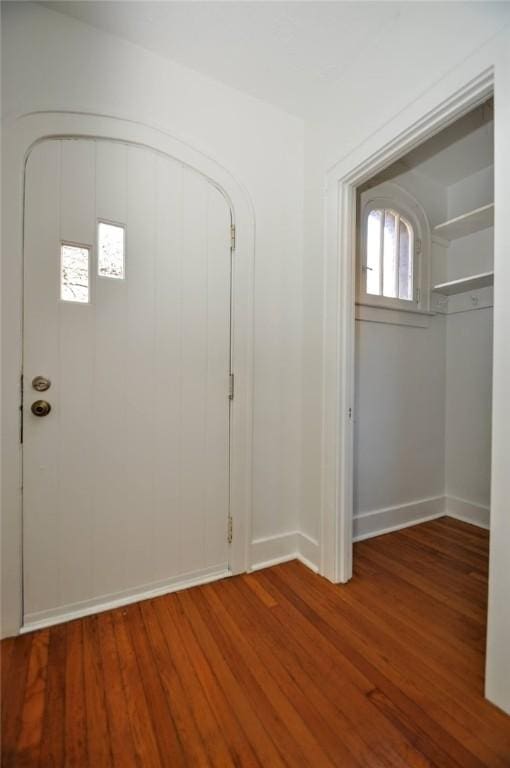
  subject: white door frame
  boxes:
[2,111,255,636]
[320,65,494,584]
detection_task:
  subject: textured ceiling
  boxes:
[37,1,497,186]
[41,1,400,117]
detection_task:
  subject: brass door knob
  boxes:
[31,400,51,417]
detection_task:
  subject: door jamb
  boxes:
[320,66,494,584]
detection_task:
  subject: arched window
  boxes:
[365,208,414,301]
[358,183,430,312]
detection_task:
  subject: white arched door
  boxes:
[22,138,233,628]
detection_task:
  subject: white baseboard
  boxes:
[21,564,230,634]
[22,497,488,634]
[250,532,298,571]
[297,532,320,572]
[353,496,446,542]
[445,495,490,529]
[250,531,319,573]
[353,494,490,542]
[22,530,321,632]
[251,495,487,568]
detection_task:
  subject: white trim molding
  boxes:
[445,496,490,529]
[353,496,446,542]
[250,531,320,573]
[250,532,298,570]
[352,495,490,542]
[355,304,432,329]
[1,111,255,637]
[297,532,320,573]
[21,565,230,634]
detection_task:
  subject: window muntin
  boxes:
[365,208,414,302]
[60,243,90,303]
[97,221,125,279]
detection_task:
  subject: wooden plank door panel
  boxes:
[23,139,232,627]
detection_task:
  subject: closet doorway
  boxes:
[352,100,494,631]
[354,99,493,542]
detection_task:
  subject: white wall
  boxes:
[1,2,304,634]
[445,307,493,510]
[447,165,493,219]
[446,227,493,282]
[444,164,494,521]
[354,316,446,518]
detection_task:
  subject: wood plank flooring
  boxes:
[2,517,510,766]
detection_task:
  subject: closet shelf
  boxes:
[432,271,494,296]
[433,203,494,241]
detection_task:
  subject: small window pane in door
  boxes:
[98,221,125,279]
[61,244,90,303]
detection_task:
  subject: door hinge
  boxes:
[416,287,421,304]
[228,372,234,400]
[19,373,24,444]
[227,516,233,544]
[230,224,236,251]
[348,407,352,420]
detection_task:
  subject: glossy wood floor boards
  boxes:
[2,517,510,767]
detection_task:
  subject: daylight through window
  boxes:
[366,209,414,301]
[98,221,125,279]
[61,244,90,303]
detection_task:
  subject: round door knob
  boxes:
[31,400,51,417]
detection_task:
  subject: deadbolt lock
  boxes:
[31,400,51,417]
[32,376,51,392]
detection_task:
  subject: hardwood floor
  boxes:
[2,517,510,766]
